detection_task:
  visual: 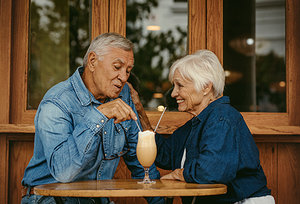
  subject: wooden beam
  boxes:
[189,0,207,54]
[92,0,109,39]
[286,0,300,125]
[0,0,12,124]
[206,0,223,64]
[109,0,126,36]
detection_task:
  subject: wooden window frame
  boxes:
[6,0,300,135]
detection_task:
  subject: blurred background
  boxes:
[28,0,286,112]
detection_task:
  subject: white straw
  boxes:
[154,107,167,133]
[135,120,142,132]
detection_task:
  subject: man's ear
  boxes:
[87,52,97,72]
[203,82,213,95]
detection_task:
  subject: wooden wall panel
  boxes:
[0,135,8,204]
[256,143,278,202]
[0,0,12,124]
[92,0,109,39]
[286,0,300,125]
[8,135,34,204]
[109,0,126,36]
[278,143,300,203]
[189,0,207,54]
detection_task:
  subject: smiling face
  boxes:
[88,47,134,102]
[171,69,208,115]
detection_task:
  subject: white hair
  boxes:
[83,32,133,67]
[169,49,225,98]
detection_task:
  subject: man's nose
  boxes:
[118,69,129,82]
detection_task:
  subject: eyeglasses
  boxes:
[102,123,130,160]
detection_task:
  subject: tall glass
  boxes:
[136,130,157,184]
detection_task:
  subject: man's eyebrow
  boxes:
[113,58,125,64]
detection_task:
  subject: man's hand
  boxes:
[160,168,185,181]
[97,98,137,123]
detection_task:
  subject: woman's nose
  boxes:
[171,87,177,98]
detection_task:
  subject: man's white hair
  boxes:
[83,32,133,67]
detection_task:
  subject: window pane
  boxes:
[126,0,188,111]
[28,0,90,109]
[223,0,286,112]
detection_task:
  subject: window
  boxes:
[126,0,188,111]
[223,0,286,112]
[28,0,90,109]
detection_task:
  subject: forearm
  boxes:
[137,105,152,131]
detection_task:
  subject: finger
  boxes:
[112,102,129,123]
[160,172,175,180]
[117,99,138,121]
[114,100,137,122]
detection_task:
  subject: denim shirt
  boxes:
[155,96,271,203]
[22,67,160,187]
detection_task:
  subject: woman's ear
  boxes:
[203,82,213,96]
[87,52,97,72]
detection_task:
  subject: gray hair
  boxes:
[169,49,225,98]
[83,32,134,67]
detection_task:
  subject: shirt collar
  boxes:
[193,96,230,123]
[70,66,125,106]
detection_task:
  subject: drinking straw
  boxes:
[135,120,142,132]
[154,107,167,133]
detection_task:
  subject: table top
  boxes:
[33,179,227,197]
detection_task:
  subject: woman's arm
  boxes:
[127,82,153,131]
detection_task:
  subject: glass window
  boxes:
[223,0,286,112]
[126,0,188,111]
[28,0,90,109]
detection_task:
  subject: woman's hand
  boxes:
[127,82,153,131]
[160,168,185,182]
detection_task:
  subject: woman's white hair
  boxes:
[169,49,225,98]
[83,32,133,67]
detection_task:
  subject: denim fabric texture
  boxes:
[21,67,161,204]
[21,195,111,204]
[155,96,271,203]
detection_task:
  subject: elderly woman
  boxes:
[129,50,274,204]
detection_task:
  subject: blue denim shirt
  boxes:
[155,96,271,203]
[22,67,160,187]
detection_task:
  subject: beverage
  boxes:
[136,130,157,168]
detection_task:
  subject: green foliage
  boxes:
[126,0,187,109]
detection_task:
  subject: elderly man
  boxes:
[21,33,163,204]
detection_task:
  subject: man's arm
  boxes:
[36,100,107,182]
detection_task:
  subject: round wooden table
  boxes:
[33,179,227,198]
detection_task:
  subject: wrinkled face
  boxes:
[171,69,205,115]
[92,47,134,102]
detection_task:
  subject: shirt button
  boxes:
[96,124,100,128]
[101,120,104,123]
[104,131,107,134]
